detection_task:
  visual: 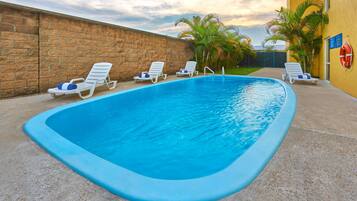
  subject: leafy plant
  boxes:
[264,0,328,73]
[175,14,255,70]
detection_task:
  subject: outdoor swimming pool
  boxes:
[24,75,296,201]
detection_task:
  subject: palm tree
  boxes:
[264,0,328,73]
[175,14,255,70]
[218,29,255,68]
[175,14,221,67]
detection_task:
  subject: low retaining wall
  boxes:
[0,2,193,98]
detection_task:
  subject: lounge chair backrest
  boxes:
[148,61,165,76]
[285,62,304,78]
[184,61,197,72]
[85,62,112,84]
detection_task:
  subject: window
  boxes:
[325,0,330,12]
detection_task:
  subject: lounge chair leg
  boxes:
[152,76,158,83]
[50,93,64,98]
[282,74,286,81]
[289,78,295,84]
[79,85,96,99]
[163,74,167,80]
[107,81,117,90]
[79,92,90,99]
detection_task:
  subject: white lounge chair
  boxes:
[283,62,318,84]
[133,61,167,83]
[48,62,117,99]
[176,61,198,77]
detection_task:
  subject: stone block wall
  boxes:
[0,3,193,98]
[0,6,39,98]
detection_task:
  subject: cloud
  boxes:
[4,0,286,45]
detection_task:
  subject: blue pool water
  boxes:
[46,76,285,180]
[25,75,296,201]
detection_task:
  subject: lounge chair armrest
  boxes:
[304,73,311,76]
[70,78,85,83]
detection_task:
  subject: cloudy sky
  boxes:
[5,0,286,45]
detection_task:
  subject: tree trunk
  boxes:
[310,49,315,74]
[206,51,210,67]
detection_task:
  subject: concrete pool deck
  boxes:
[0,68,356,201]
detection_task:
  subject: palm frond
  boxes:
[264,0,328,73]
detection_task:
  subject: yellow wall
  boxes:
[289,0,357,97]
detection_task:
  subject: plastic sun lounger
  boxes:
[133,61,167,83]
[48,62,117,99]
[283,62,318,84]
[176,61,198,77]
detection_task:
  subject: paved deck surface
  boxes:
[0,68,356,201]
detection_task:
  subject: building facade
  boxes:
[288,0,357,97]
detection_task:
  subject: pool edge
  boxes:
[23,75,296,201]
